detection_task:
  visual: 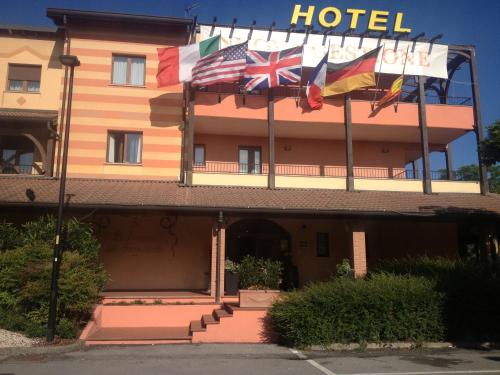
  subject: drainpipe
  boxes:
[215,211,224,304]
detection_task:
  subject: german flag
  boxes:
[323,47,381,97]
[377,75,403,107]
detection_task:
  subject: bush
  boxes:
[0,216,108,339]
[237,255,283,290]
[270,274,444,347]
[375,257,500,341]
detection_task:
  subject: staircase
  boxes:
[82,301,270,345]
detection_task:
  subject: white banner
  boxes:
[199,25,448,79]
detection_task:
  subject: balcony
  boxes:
[192,162,480,194]
[1,162,44,176]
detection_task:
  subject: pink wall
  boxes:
[96,214,213,290]
[194,133,423,176]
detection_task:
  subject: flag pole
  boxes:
[395,45,410,111]
[371,44,385,111]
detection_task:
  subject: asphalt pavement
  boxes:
[1,344,500,375]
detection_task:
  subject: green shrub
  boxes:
[0,221,21,251]
[375,256,500,341]
[270,274,444,347]
[237,255,283,290]
[0,216,108,339]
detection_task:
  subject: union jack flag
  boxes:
[243,46,303,91]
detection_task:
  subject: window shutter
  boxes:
[8,65,41,81]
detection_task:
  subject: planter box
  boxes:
[239,289,280,308]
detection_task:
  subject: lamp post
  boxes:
[47,54,80,343]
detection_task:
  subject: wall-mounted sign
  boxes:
[290,4,412,33]
[199,25,448,79]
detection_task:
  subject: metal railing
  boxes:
[192,162,479,182]
[430,170,479,182]
[275,164,346,177]
[193,161,268,174]
[1,163,43,175]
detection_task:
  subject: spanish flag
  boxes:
[323,46,381,97]
[377,75,403,107]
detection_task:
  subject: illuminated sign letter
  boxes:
[368,10,389,31]
[291,4,315,26]
[318,7,342,28]
[394,12,411,33]
[346,9,366,29]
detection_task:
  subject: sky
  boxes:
[1,0,499,170]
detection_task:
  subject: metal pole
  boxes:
[186,87,195,186]
[445,145,453,180]
[417,75,432,194]
[215,211,223,304]
[268,89,275,189]
[344,94,354,191]
[47,63,76,342]
[468,47,488,194]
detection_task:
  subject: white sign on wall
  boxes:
[199,25,448,79]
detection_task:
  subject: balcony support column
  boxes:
[468,47,488,194]
[185,87,195,186]
[344,94,354,191]
[268,89,275,189]
[46,120,56,177]
[411,160,417,179]
[445,145,453,180]
[417,75,432,194]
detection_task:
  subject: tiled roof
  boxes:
[0,176,499,218]
[0,108,58,121]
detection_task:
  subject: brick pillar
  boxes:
[350,225,367,278]
[209,223,226,298]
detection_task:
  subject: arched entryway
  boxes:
[225,218,298,290]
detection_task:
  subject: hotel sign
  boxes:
[290,4,412,33]
[199,25,449,79]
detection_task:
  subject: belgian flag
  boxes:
[323,46,382,97]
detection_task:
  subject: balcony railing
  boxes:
[193,162,479,182]
[1,163,43,176]
[193,161,269,174]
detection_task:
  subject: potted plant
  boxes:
[224,259,240,296]
[237,255,283,308]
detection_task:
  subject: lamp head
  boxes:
[59,54,80,67]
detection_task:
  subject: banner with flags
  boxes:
[323,46,382,97]
[243,46,303,91]
[306,51,328,110]
[156,35,220,87]
[191,41,248,87]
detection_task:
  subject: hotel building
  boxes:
[0,9,498,343]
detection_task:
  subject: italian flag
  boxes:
[157,35,220,87]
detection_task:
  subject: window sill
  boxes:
[104,162,143,166]
[108,83,146,89]
[4,91,40,94]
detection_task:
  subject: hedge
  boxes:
[270,274,444,347]
[0,216,108,338]
[376,257,500,342]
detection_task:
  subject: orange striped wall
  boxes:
[64,28,186,180]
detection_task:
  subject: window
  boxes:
[7,64,41,92]
[194,144,205,166]
[112,55,145,86]
[107,131,142,164]
[316,232,330,257]
[1,136,34,174]
[239,146,261,174]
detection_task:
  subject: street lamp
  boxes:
[47,54,80,343]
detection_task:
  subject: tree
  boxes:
[480,120,500,166]
[453,164,500,193]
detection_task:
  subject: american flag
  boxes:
[243,46,303,91]
[191,41,248,86]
